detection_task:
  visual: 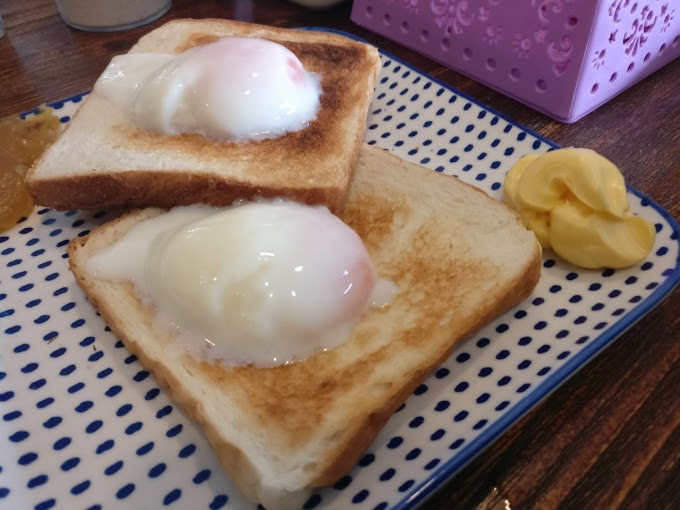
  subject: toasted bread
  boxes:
[27,19,381,213]
[67,145,542,509]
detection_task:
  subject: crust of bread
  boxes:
[27,19,381,214]
[27,168,345,213]
[67,145,541,507]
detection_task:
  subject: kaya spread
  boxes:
[0,108,60,232]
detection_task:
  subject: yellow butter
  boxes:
[503,148,655,269]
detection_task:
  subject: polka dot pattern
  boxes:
[1,44,679,510]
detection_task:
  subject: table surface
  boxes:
[1,1,678,509]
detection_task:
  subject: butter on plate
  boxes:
[503,147,655,269]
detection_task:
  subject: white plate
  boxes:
[1,35,679,510]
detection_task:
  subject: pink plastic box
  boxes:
[351,0,680,122]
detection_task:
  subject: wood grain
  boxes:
[1,1,678,509]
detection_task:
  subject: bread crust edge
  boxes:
[30,172,348,214]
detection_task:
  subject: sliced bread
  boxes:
[27,19,381,213]
[67,145,542,509]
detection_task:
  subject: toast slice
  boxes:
[67,145,542,509]
[27,19,381,213]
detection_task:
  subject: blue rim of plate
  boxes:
[18,28,680,510]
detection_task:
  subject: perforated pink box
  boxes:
[351,0,680,122]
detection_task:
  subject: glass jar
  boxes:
[55,0,172,32]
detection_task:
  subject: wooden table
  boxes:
[1,1,678,509]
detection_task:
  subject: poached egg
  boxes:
[87,202,398,366]
[94,37,322,141]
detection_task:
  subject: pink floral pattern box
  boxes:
[352,0,680,122]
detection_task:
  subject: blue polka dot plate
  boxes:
[1,31,679,510]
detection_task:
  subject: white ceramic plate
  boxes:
[1,35,679,510]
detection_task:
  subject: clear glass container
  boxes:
[55,0,172,32]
